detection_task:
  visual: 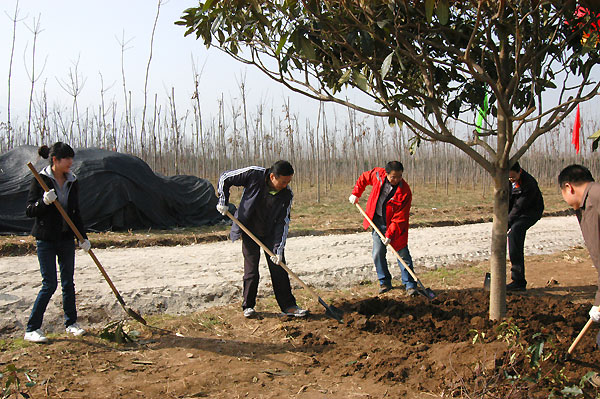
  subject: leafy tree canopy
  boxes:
[178,1,600,170]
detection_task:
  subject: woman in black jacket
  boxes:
[24,143,90,343]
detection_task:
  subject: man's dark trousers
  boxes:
[241,232,297,312]
[508,216,538,287]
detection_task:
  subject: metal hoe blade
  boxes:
[126,307,147,325]
[419,287,437,300]
[320,298,344,323]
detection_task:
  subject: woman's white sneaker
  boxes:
[24,329,48,343]
[66,323,86,336]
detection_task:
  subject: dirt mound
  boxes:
[345,289,584,344]
[334,289,596,396]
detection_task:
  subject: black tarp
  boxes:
[0,146,226,233]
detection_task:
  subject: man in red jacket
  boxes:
[349,161,417,295]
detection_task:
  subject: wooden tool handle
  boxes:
[568,318,594,354]
[26,162,127,307]
[355,203,420,282]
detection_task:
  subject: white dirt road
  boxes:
[0,216,584,335]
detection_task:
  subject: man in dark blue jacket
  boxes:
[216,160,307,319]
[507,162,544,291]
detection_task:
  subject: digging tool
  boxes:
[567,318,594,355]
[26,162,147,325]
[355,203,436,300]
[225,210,344,323]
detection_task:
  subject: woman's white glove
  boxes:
[270,254,281,265]
[43,189,57,205]
[216,204,228,215]
[382,237,391,246]
[348,194,358,204]
[79,239,91,253]
[589,305,600,322]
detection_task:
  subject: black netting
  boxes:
[0,146,226,233]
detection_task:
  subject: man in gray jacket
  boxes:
[558,164,600,388]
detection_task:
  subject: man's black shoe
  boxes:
[506,282,526,292]
[379,285,392,294]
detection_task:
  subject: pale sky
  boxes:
[0,0,326,128]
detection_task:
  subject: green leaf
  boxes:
[352,71,369,92]
[299,37,316,60]
[376,20,389,29]
[408,135,421,155]
[210,13,225,34]
[275,33,289,56]
[395,52,405,71]
[436,0,449,25]
[588,128,600,139]
[338,69,351,85]
[202,0,217,12]
[579,371,597,387]
[560,386,583,396]
[381,51,394,79]
[425,0,435,23]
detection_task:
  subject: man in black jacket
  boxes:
[216,160,307,319]
[507,162,544,291]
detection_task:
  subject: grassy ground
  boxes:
[0,183,571,257]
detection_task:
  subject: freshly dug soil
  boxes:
[1,287,598,398]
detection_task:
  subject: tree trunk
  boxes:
[489,166,509,320]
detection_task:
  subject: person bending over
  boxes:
[506,162,544,292]
[216,160,307,319]
[558,164,600,388]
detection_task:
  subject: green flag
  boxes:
[476,93,488,134]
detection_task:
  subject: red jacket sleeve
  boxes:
[352,169,377,198]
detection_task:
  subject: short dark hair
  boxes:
[38,142,75,164]
[558,164,594,188]
[385,161,404,174]
[270,160,294,177]
[510,161,521,173]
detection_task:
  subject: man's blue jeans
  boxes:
[27,239,77,332]
[371,219,416,290]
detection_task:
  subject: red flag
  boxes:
[572,104,581,154]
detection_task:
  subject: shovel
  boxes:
[225,210,344,323]
[27,162,147,325]
[355,203,436,300]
